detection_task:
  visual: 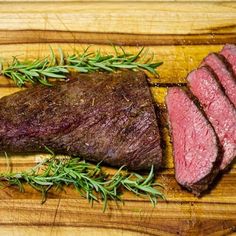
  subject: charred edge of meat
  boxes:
[153,104,167,167]
[220,159,236,174]
[166,87,223,196]
[184,162,222,196]
[149,86,165,168]
[148,82,187,88]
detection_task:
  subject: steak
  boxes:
[220,44,236,77]
[0,71,162,170]
[166,87,221,195]
[187,67,236,170]
[201,53,236,107]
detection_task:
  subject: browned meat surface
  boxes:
[0,71,162,170]
[166,87,221,195]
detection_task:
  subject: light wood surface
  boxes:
[0,1,235,236]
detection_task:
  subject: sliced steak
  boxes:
[220,44,236,77]
[0,71,162,170]
[187,67,236,170]
[166,87,221,195]
[201,53,236,107]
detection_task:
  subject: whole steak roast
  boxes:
[0,71,162,170]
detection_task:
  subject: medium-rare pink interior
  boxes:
[166,87,219,193]
[220,44,236,77]
[187,67,236,170]
[201,53,236,107]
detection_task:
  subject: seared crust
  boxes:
[0,71,162,170]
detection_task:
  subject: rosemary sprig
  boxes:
[1,56,69,87]
[0,157,164,211]
[0,46,163,87]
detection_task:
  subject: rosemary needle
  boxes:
[0,157,165,211]
[0,46,163,87]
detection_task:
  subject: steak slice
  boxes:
[166,87,220,195]
[220,44,236,77]
[187,67,236,170]
[0,71,162,170]
[201,53,236,107]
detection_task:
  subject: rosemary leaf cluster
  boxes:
[0,157,164,211]
[1,57,68,87]
[0,46,163,87]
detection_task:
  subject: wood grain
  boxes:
[0,226,152,236]
[1,30,236,46]
[1,0,234,2]
[0,2,236,42]
[0,1,236,235]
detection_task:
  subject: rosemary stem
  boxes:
[0,46,163,87]
[0,156,165,210]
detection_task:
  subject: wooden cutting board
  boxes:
[0,1,235,235]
